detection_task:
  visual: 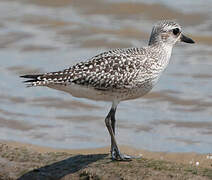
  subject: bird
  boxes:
[20,20,195,161]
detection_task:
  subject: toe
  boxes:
[112,153,141,161]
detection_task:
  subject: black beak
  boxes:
[180,34,195,43]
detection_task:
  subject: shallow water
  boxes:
[0,0,212,153]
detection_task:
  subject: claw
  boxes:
[111,148,142,161]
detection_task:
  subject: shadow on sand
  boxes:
[18,154,108,180]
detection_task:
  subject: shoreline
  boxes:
[1,140,211,167]
[0,140,211,180]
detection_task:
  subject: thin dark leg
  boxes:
[105,103,136,161]
[111,107,116,135]
[110,106,116,152]
[105,107,118,150]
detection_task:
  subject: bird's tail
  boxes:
[20,70,71,87]
[20,74,47,87]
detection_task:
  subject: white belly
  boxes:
[48,80,155,102]
[48,84,118,101]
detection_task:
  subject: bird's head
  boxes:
[148,20,195,46]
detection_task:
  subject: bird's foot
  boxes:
[111,149,142,161]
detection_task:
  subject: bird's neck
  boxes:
[149,42,173,68]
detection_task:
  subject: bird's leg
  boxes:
[105,107,122,160]
[105,104,137,161]
[110,107,117,156]
[111,106,116,137]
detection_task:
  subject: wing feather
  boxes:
[21,48,148,89]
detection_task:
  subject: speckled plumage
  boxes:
[21,20,184,100]
[20,20,195,161]
[21,21,182,102]
[28,48,148,89]
[21,44,171,102]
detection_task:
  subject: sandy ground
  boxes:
[0,140,211,180]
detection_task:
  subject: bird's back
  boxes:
[21,46,168,101]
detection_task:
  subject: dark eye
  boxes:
[172,28,180,35]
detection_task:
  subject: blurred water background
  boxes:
[0,0,212,153]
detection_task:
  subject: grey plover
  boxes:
[21,20,195,161]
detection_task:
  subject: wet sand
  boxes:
[0,140,211,180]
